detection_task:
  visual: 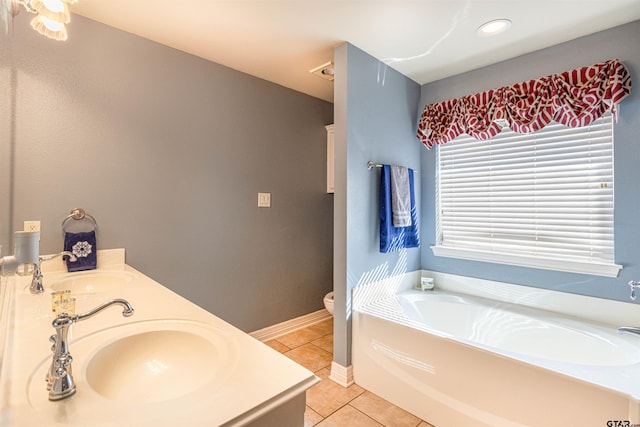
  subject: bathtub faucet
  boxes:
[628,280,640,301]
[47,298,134,401]
[30,251,77,294]
[617,326,640,337]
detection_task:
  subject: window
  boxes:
[433,112,622,277]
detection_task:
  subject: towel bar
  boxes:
[367,161,418,173]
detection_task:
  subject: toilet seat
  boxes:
[323,291,334,315]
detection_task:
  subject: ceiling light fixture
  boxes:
[9,0,77,41]
[476,19,512,37]
[310,61,335,81]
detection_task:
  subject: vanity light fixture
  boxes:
[30,13,67,40]
[310,61,335,81]
[476,18,512,37]
[30,0,69,23]
[9,0,78,41]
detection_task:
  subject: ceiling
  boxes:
[69,1,640,103]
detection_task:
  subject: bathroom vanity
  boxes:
[0,249,318,426]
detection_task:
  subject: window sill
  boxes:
[431,246,622,278]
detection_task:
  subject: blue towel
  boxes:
[380,165,420,253]
[64,230,97,272]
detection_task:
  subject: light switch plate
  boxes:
[258,192,271,208]
[24,220,41,232]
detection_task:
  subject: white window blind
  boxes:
[433,112,622,277]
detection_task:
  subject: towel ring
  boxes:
[61,208,97,232]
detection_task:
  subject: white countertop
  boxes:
[0,249,318,426]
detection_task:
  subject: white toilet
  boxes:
[323,291,334,316]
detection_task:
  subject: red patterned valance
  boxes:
[417,59,632,148]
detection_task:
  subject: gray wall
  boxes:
[333,43,421,367]
[1,12,14,252]
[420,21,640,303]
[2,13,334,332]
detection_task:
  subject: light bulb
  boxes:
[30,0,70,24]
[30,14,68,41]
[476,19,512,37]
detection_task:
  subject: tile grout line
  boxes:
[345,403,385,427]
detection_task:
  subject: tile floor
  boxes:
[265,318,435,427]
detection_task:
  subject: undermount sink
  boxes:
[28,319,239,408]
[48,271,135,293]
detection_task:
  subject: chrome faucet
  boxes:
[627,280,640,301]
[618,326,640,337]
[618,281,640,337]
[30,251,77,294]
[47,298,134,401]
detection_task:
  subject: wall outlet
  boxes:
[24,220,41,232]
[258,192,271,208]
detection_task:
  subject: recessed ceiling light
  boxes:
[477,19,512,37]
[310,61,334,81]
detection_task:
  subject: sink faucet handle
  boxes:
[628,280,640,301]
[49,353,76,400]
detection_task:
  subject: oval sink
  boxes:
[86,330,220,402]
[48,271,134,293]
[28,320,239,408]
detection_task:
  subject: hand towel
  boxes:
[380,165,420,253]
[390,165,411,227]
[64,230,97,272]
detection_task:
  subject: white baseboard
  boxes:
[249,309,332,342]
[329,361,353,387]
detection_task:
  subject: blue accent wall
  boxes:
[333,43,421,366]
[419,21,640,303]
[334,22,640,369]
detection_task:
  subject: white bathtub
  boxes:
[352,274,640,427]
